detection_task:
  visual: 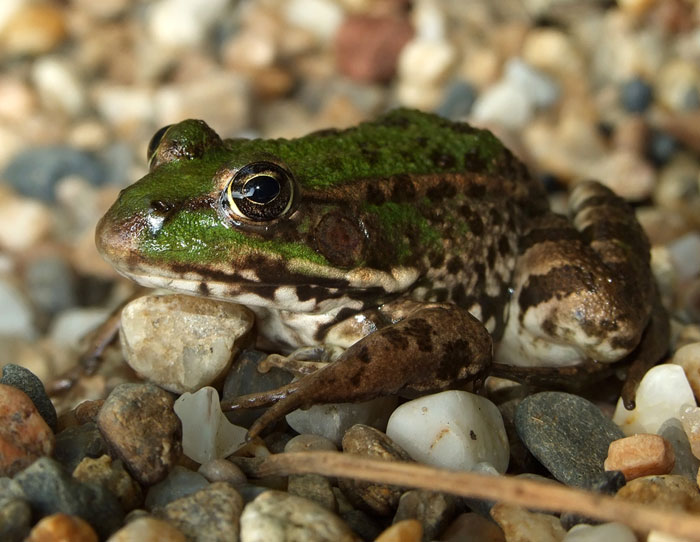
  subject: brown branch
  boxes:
[255,451,700,541]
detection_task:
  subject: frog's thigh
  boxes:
[497,182,654,368]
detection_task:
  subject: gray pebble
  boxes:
[514,391,624,488]
[394,489,459,541]
[53,422,107,472]
[2,146,107,202]
[660,417,700,482]
[144,466,210,510]
[1,364,57,432]
[0,498,31,542]
[436,79,477,119]
[24,256,76,319]
[14,457,123,539]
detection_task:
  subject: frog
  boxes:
[96,108,669,439]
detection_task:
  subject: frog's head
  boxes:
[97,111,508,313]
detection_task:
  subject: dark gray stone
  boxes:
[514,391,624,489]
[660,417,700,482]
[53,422,107,472]
[222,349,294,428]
[1,364,57,432]
[394,489,459,542]
[2,146,107,202]
[436,79,477,119]
[24,256,77,318]
[0,498,31,542]
[620,77,653,113]
[14,457,123,539]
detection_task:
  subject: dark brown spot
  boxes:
[430,150,457,169]
[446,256,463,275]
[519,227,581,253]
[464,149,487,172]
[498,235,511,257]
[198,282,210,296]
[467,214,484,236]
[466,182,486,198]
[427,181,457,201]
[366,183,386,205]
[487,245,496,268]
[518,265,595,311]
[470,430,477,440]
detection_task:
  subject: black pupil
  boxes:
[245,175,280,204]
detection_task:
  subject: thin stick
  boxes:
[255,451,700,541]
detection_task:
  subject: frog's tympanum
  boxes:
[96,109,669,438]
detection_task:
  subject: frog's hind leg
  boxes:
[496,181,668,398]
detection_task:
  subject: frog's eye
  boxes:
[147,125,172,164]
[221,161,296,222]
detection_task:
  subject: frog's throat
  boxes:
[112,264,420,313]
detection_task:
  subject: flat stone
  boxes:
[106,517,186,542]
[1,363,57,431]
[515,391,624,488]
[14,457,123,539]
[155,482,244,542]
[240,490,357,542]
[120,294,253,394]
[604,434,675,480]
[97,383,182,486]
[393,490,458,542]
[338,424,412,516]
[73,455,143,512]
[0,384,54,477]
[25,513,98,542]
[490,503,566,542]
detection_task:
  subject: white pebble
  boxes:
[0,279,36,339]
[398,38,456,86]
[48,307,112,350]
[284,0,343,42]
[503,58,559,109]
[285,396,398,447]
[0,194,51,251]
[668,233,700,281]
[564,522,636,542]
[148,0,228,47]
[119,294,253,394]
[613,364,696,436]
[31,56,85,115]
[174,387,247,464]
[385,390,509,473]
[471,81,534,131]
[412,0,447,41]
[671,342,700,400]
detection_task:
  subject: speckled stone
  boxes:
[105,516,186,542]
[197,458,247,485]
[0,497,31,542]
[14,457,123,539]
[25,513,98,542]
[1,363,57,431]
[659,418,700,481]
[285,434,338,511]
[375,519,422,542]
[490,503,566,542]
[515,392,624,488]
[393,489,458,542]
[155,482,244,542]
[338,424,412,516]
[97,383,182,486]
[73,455,143,512]
[614,474,700,513]
[0,384,55,477]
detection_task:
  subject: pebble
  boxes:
[563,522,636,542]
[671,342,700,400]
[25,513,98,542]
[333,486,384,541]
[435,79,477,119]
[335,14,413,84]
[1,363,57,431]
[0,384,54,477]
[440,512,505,542]
[147,0,229,48]
[375,519,422,542]
[285,0,344,42]
[614,474,700,513]
[338,424,412,516]
[285,434,338,511]
[197,458,247,485]
[658,418,700,481]
[679,404,700,459]
[285,395,398,447]
[604,433,675,480]
[155,482,244,542]
[106,516,186,542]
[2,146,106,202]
[0,278,36,339]
[73,455,143,512]
[31,56,86,116]
[96,383,182,486]
[393,490,457,541]
[515,391,624,488]
[613,364,696,436]
[656,59,700,112]
[222,349,294,428]
[240,490,357,542]
[503,57,560,109]
[490,503,566,542]
[470,80,534,131]
[173,386,247,463]
[48,307,113,351]
[2,3,67,56]
[24,255,76,320]
[14,457,124,539]
[667,233,700,281]
[53,422,107,473]
[620,76,654,113]
[119,294,253,394]
[386,390,509,473]
[144,466,209,510]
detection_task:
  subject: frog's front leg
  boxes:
[221,303,492,439]
[495,181,669,405]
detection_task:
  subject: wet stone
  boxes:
[393,489,458,542]
[53,422,107,473]
[14,457,124,539]
[515,392,624,489]
[97,383,182,486]
[1,364,57,432]
[0,384,55,477]
[73,455,143,512]
[155,482,244,542]
[240,490,357,542]
[338,424,412,516]
[25,513,98,542]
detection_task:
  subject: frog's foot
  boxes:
[259,345,344,376]
[222,305,492,440]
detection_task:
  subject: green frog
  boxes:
[96,109,668,438]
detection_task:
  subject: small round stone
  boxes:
[620,77,654,113]
[375,519,422,542]
[144,466,210,510]
[564,522,636,542]
[73,455,143,512]
[1,363,57,432]
[0,497,31,542]
[25,513,98,542]
[614,474,700,512]
[0,384,55,477]
[106,517,186,542]
[393,490,457,541]
[53,422,107,473]
[197,458,247,485]
[490,503,566,542]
